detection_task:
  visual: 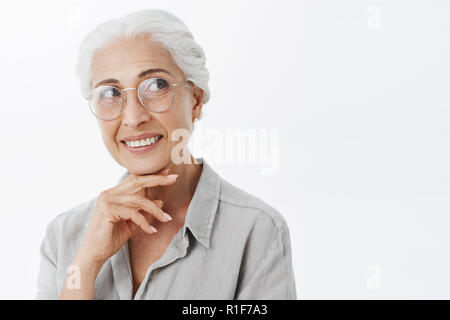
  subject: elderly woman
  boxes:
[36,9,297,300]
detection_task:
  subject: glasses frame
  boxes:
[86,77,193,120]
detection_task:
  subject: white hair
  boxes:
[75,9,210,109]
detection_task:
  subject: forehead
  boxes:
[91,34,181,83]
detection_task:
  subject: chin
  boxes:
[124,155,171,176]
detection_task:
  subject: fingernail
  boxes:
[166,174,178,180]
[150,226,158,233]
[163,212,173,221]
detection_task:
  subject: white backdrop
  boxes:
[0,0,449,299]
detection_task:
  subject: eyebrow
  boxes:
[93,68,174,88]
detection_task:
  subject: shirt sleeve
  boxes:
[36,220,59,300]
[235,219,297,300]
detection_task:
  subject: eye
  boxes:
[99,87,121,99]
[143,78,169,93]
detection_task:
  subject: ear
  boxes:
[191,84,204,122]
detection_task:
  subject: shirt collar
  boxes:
[116,157,220,248]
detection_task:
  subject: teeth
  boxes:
[125,135,161,147]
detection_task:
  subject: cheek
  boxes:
[170,98,194,128]
[161,108,193,146]
[99,120,120,145]
[164,110,192,135]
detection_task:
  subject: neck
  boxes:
[145,154,203,216]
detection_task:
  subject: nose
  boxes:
[121,88,152,127]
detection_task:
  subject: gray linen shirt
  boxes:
[36,158,297,299]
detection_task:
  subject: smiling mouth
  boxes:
[120,135,164,148]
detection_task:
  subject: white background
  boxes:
[0,0,449,299]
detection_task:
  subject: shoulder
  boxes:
[217,176,290,238]
[44,196,97,243]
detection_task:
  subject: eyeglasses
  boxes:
[86,77,192,120]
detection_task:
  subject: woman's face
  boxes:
[90,33,203,175]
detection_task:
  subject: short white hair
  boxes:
[75,9,210,107]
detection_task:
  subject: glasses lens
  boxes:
[138,78,173,112]
[89,86,122,120]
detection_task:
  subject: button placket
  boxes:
[133,226,190,299]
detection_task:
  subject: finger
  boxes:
[127,209,158,234]
[153,199,164,208]
[125,219,139,235]
[106,204,157,234]
[159,168,170,175]
[115,219,139,238]
[107,166,170,195]
[112,173,178,195]
[130,174,178,193]
[107,193,170,222]
[108,194,172,222]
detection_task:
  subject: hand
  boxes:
[75,168,178,267]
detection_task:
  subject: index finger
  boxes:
[113,170,178,195]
